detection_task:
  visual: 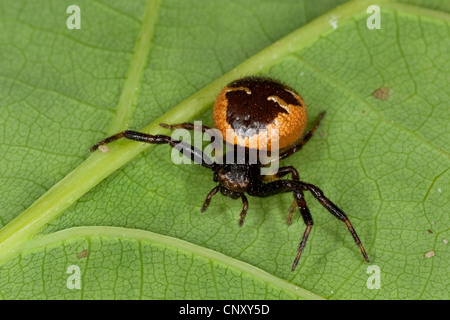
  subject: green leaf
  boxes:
[0,0,448,300]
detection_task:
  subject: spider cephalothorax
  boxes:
[90,76,369,271]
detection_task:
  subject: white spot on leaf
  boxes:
[328,14,339,30]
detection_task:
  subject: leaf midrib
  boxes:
[107,0,162,134]
[20,226,323,300]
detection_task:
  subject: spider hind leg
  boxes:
[247,179,369,270]
[247,180,314,270]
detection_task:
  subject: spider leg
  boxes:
[279,111,326,160]
[286,200,298,226]
[292,191,313,271]
[201,186,220,213]
[160,122,224,158]
[238,194,249,227]
[275,166,300,225]
[159,122,212,133]
[247,180,313,270]
[248,179,369,270]
[90,130,217,170]
[262,166,299,181]
[202,188,248,227]
[301,182,370,263]
[261,166,299,225]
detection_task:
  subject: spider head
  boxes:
[214,163,251,199]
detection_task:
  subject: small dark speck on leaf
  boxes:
[372,87,391,100]
[427,229,433,234]
[77,249,89,259]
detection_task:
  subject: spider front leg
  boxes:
[201,187,248,227]
[90,130,217,170]
[301,182,370,263]
[238,194,249,227]
[201,186,219,213]
[159,122,224,156]
[262,166,300,225]
[247,180,314,271]
[292,191,313,271]
[159,122,212,134]
[262,166,300,181]
[248,179,369,270]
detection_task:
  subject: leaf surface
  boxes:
[0,0,448,299]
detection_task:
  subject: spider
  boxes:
[90,76,370,271]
